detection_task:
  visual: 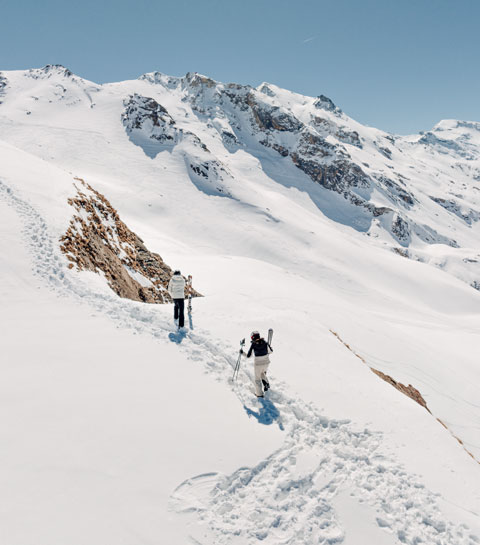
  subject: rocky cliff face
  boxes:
[174,75,467,250]
[163,73,479,289]
[122,93,233,196]
[60,178,182,303]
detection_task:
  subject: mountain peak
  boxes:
[184,72,218,88]
[26,64,74,79]
[314,94,341,114]
[139,71,182,89]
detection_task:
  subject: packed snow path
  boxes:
[1,179,478,545]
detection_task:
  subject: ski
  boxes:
[267,328,273,346]
[186,274,193,314]
[233,338,245,381]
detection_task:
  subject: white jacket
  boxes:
[168,274,185,299]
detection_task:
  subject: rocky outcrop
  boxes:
[25,64,74,80]
[122,94,233,196]
[186,81,395,220]
[329,329,429,410]
[391,214,411,245]
[122,94,179,144]
[313,94,341,114]
[329,328,479,463]
[60,178,199,303]
[430,196,480,225]
[370,368,430,411]
[248,98,303,133]
[374,175,415,208]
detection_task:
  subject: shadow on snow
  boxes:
[168,329,187,344]
[244,397,284,430]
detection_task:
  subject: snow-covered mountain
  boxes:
[1,65,479,545]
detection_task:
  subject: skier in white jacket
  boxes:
[168,270,186,329]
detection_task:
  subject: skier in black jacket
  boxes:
[241,331,273,397]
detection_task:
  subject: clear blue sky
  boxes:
[1,0,479,134]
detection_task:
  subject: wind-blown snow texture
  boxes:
[0,65,479,545]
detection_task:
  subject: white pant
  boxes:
[254,355,270,397]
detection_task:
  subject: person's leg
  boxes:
[261,363,270,390]
[254,363,264,397]
[178,299,185,328]
[174,299,179,320]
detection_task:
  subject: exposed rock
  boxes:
[370,368,430,412]
[336,127,362,148]
[272,143,289,157]
[184,72,217,88]
[311,117,362,148]
[122,94,233,196]
[375,143,393,160]
[139,72,181,89]
[296,130,338,158]
[122,93,178,144]
[392,247,409,258]
[391,214,410,245]
[290,154,369,193]
[258,83,276,97]
[221,130,241,150]
[25,64,74,80]
[429,196,480,225]
[173,73,474,277]
[313,94,341,114]
[412,222,459,248]
[60,178,200,303]
[330,328,429,412]
[248,98,303,133]
[375,175,415,208]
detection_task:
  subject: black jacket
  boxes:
[247,339,273,358]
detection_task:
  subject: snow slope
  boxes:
[0,66,479,544]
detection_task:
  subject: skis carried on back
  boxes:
[186,275,193,314]
[267,328,273,346]
[233,338,245,381]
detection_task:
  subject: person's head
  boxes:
[173,270,181,276]
[251,331,261,342]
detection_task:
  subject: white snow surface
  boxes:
[0,66,479,545]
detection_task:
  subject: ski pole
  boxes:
[233,338,245,381]
[187,275,193,314]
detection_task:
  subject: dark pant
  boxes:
[174,298,185,327]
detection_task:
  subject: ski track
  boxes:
[1,179,478,545]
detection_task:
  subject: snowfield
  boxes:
[0,66,479,545]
